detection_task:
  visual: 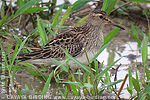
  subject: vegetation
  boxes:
[0,0,150,100]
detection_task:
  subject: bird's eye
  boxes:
[99,15,103,19]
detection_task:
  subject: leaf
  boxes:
[103,23,122,46]
[90,43,109,63]
[37,16,48,45]
[63,81,83,87]
[16,0,24,8]
[62,48,90,72]
[47,28,56,37]
[98,80,123,90]
[127,29,141,46]
[60,7,71,26]
[19,62,47,80]
[11,33,22,45]
[128,67,133,95]
[14,0,41,17]
[72,0,92,11]
[96,59,120,79]
[132,77,140,92]
[22,7,47,14]
[69,84,79,96]
[128,0,150,3]
[139,84,150,100]
[51,58,68,72]
[142,34,148,66]
[51,5,64,28]
[74,15,88,27]
[102,0,117,15]
[41,71,53,99]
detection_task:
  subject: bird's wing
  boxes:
[18,32,84,61]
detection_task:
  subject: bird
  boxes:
[18,9,124,70]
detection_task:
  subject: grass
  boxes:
[0,0,150,100]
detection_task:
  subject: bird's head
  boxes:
[87,9,125,30]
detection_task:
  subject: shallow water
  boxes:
[0,0,150,99]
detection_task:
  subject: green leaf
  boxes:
[14,0,41,17]
[128,0,150,3]
[127,29,141,46]
[142,34,148,66]
[132,77,140,92]
[84,83,93,88]
[62,48,90,72]
[47,28,56,37]
[136,26,145,37]
[0,45,8,66]
[102,0,117,15]
[96,59,120,79]
[98,80,123,90]
[12,33,22,45]
[37,16,48,45]
[128,67,133,95]
[74,15,88,27]
[103,24,122,46]
[41,71,53,99]
[60,7,71,26]
[19,62,47,80]
[22,7,47,14]
[72,0,92,11]
[51,5,64,28]
[90,43,109,63]
[63,81,83,87]
[69,84,79,96]
[51,58,68,72]
[16,0,24,8]
[139,84,150,100]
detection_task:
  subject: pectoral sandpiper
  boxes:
[18,9,124,69]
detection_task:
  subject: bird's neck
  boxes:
[81,21,104,51]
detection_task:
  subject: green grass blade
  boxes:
[51,5,64,28]
[72,0,92,11]
[11,33,22,45]
[127,67,133,95]
[128,0,150,3]
[62,48,90,72]
[127,29,141,46]
[69,84,79,96]
[136,26,145,37]
[22,7,47,14]
[37,16,48,45]
[102,0,109,11]
[90,43,109,63]
[131,22,138,35]
[0,45,8,66]
[51,58,68,72]
[142,34,148,66]
[74,15,88,27]
[14,0,41,17]
[60,7,71,26]
[63,81,83,87]
[102,0,117,15]
[41,71,53,100]
[19,62,47,81]
[47,28,56,37]
[102,24,122,47]
[96,58,120,79]
[139,84,150,100]
[132,77,140,92]
[16,0,24,8]
[98,79,123,90]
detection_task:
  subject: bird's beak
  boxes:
[104,17,125,30]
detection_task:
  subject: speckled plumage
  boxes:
[18,9,124,68]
